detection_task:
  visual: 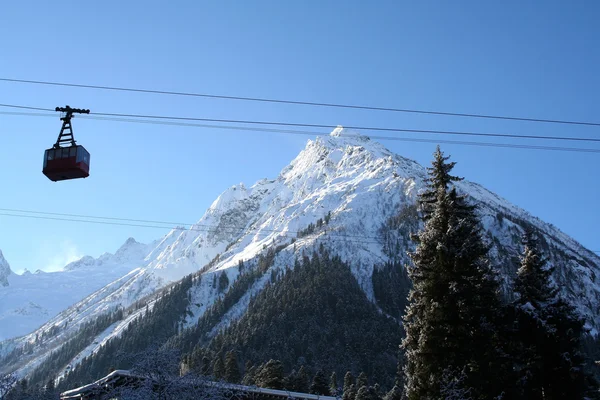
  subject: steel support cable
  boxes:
[1,109,600,154]
[0,210,383,243]
[2,77,600,127]
[1,103,600,143]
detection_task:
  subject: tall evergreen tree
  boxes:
[224,350,240,383]
[242,365,257,386]
[343,371,354,392]
[255,359,284,390]
[384,384,404,400]
[283,368,309,392]
[218,271,230,293]
[244,360,253,376]
[310,369,330,395]
[200,355,211,376]
[212,354,224,380]
[296,366,310,393]
[343,371,357,400]
[513,230,590,399]
[343,384,357,400]
[330,372,339,396]
[402,147,503,399]
[283,369,298,391]
[357,371,368,388]
[356,385,381,400]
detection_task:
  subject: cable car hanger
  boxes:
[42,106,92,182]
[53,106,90,148]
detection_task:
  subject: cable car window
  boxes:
[70,147,76,157]
[77,147,90,163]
[47,151,54,161]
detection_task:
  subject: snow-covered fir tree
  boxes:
[330,372,339,396]
[223,350,240,383]
[309,369,329,395]
[513,230,592,399]
[343,371,357,400]
[254,359,284,390]
[212,354,224,380]
[357,372,369,389]
[402,147,504,399]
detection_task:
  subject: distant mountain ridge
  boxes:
[0,238,157,341]
[2,127,599,385]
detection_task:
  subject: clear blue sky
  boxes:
[0,1,598,273]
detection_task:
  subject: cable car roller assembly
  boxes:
[42,106,91,182]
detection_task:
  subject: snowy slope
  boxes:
[3,127,599,379]
[0,250,11,287]
[0,238,156,341]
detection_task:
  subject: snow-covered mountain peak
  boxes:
[113,237,150,262]
[329,125,366,138]
[330,125,344,137]
[122,237,138,246]
[0,250,12,287]
[280,129,425,198]
[207,183,250,215]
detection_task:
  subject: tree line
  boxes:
[400,147,598,399]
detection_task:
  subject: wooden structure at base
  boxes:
[59,369,340,400]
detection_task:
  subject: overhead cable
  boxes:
[0,211,382,243]
[2,105,600,154]
[2,77,600,127]
[2,109,600,154]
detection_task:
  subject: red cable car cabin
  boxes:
[43,145,90,182]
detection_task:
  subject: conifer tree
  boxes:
[384,384,404,400]
[310,369,329,395]
[224,350,240,383]
[200,355,211,376]
[374,383,383,398]
[356,385,380,400]
[255,359,284,390]
[283,369,298,391]
[513,230,589,399]
[343,371,357,400]
[343,384,357,400]
[212,354,224,380]
[357,371,368,388]
[244,360,253,375]
[242,364,257,386]
[284,366,309,392]
[296,365,310,393]
[330,372,339,396]
[343,371,354,394]
[402,146,503,399]
[20,379,27,393]
[45,377,57,399]
[218,271,229,293]
[395,348,406,389]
